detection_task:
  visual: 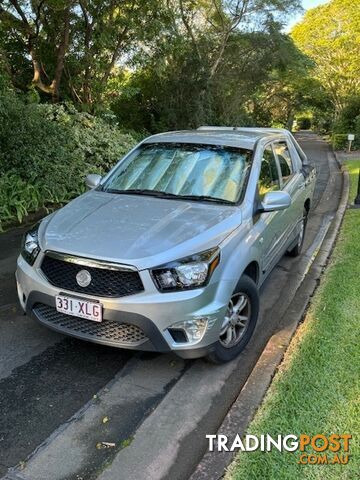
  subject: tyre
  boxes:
[206,275,259,364]
[287,208,308,257]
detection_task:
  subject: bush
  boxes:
[297,117,311,130]
[333,97,360,133]
[332,134,350,150]
[332,96,360,150]
[0,94,137,230]
[0,173,43,225]
[332,133,360,151]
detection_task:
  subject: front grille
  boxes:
[41,254,144,298]
[33,303,148,346]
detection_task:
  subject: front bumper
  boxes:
[16,254,233,359]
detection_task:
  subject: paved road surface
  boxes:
[0,133,341,479]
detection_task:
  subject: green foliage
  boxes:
[0,92,70,180]
[1,0,352,227]
[292,0,360,113]
[332,134,350,151]
[297,117,311,130]
[249,32,328,129]
[331,97,360,149]
[332,134,359,151]
[0,173,43,227]
[0,53,12,92]
[1,0,303,118]
[0,92,137,229]
[0,0,168,104]
[111,21,310,132]
[37,102,137,173]
[332,97,360,134]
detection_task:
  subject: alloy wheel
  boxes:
[219,292,251,348]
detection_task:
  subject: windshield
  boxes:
[101,143,253,204]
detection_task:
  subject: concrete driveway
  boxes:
[0,133,343,480]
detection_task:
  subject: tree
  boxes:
[291,0,360,114]
[0,0,72,101]
[0,0,162,104]
[110,1,303,131]
[248,30,331,129]
[332,96,360,145]
[0,0,305,127]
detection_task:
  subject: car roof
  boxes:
[143,128,285,150]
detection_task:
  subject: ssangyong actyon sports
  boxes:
[16,127,316,363]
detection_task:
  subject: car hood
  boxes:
[39,191,242,269]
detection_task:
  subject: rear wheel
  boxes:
[288,208,308,257]
[206,275,259,364]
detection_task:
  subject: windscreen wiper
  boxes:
[104,188,179,198]
[173,194,235,205]
[105,189,234,205]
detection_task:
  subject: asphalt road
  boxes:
[0,133,340,479]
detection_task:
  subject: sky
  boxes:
[302,0,329,7]
[286,0,330,31]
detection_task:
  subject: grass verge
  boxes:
[347,161,360,202]
[226,161,360,479]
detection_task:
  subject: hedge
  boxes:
[0,95,138,230]
[331,133,360,151]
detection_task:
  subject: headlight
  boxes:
[151,247,220,292]
[21,223,40,265]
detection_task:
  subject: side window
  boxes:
[258,145,280,200]
[274,142,293,184]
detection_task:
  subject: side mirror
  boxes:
[85,174,102,189]
[260,191,291,213]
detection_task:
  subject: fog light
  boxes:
[168,318,208,344]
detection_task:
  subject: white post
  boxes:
[348,134,355,153]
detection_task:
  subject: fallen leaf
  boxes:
[96,441,116,449]
[102,442,116,448]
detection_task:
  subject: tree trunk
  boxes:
[286,111,295,131]
[79,0,93,105]
[30,46,53,94]
[51,6,71,102]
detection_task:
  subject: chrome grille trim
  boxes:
[45,251,138,272]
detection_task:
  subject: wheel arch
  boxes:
[242,260,260,285]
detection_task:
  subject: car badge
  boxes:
[76,269,92,287]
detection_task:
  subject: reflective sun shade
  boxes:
[102,143,253,203]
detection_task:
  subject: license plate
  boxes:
[55,295,102,322]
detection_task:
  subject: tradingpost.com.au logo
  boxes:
[206,434,352,465]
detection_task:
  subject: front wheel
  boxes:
[206,275,259,364]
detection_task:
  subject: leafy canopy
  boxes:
[292,0,360,112]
